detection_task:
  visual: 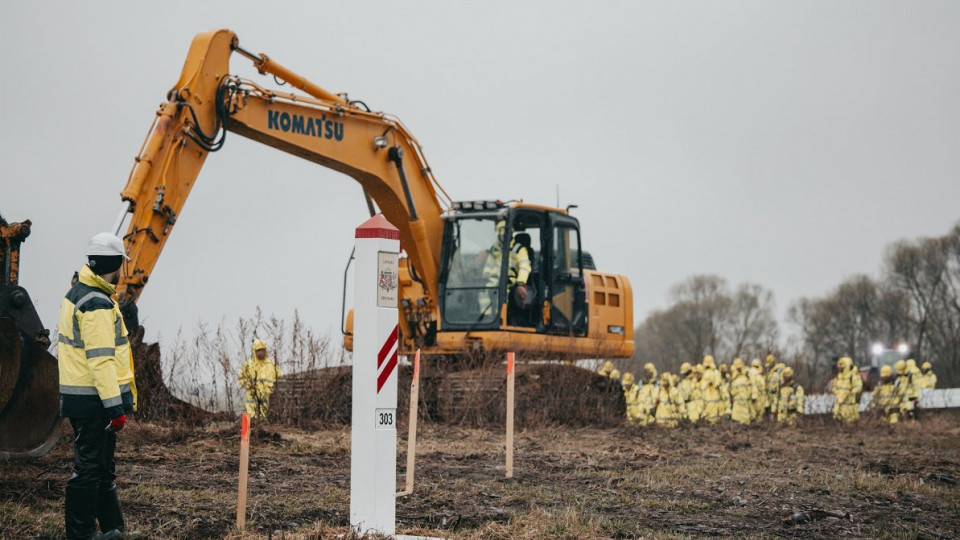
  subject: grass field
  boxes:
[2,411,958,539]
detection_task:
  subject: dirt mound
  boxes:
[271,363,626,428]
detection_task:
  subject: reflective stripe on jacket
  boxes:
[57,265,135,419]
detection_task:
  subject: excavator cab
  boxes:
[438,202,588,336]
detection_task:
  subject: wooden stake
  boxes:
[236,412,250,530]
[398,349,421,497]
[506,352,515,478]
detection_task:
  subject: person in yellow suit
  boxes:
[654,372,686,428]
[480,220,532,321]
[729,363,756,425]
[621,372,639,422]
[632,363,659,426]
[748,359,767,422]
[684,365,704,423]
[718,363,732,416]
[677,362,694,402]
[239,340,281,420]
[871,365,900,423]
[919,361,937,390]
[700,365,727,424]
[895,359,918,420]
[831,357,862,422]
[765,357,783,420]
[776,367,804,427]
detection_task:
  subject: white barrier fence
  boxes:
[803,388,960,415]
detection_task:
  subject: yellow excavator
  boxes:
[0,29,633,457]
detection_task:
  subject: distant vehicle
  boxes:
[859,342,910,391]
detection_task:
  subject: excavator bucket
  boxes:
[0,216,63,460]
[0,317,61,460]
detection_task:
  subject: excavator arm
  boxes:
[114,29,449,317]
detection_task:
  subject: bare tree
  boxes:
[884,226,960,386]
[633,275,779,374]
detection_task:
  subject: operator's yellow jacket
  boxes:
[239,350,281,419]
[57,265,136,419]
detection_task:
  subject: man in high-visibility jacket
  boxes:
[239,340,281,420]
[58,232,140,540]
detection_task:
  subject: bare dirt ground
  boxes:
[2,410,958,539]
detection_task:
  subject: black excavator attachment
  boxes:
[0,215,62,460]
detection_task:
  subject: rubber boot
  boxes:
[96,486,125,533]
[66,485,99,540]
[97,487,143,539]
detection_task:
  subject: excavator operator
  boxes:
[480,220,533,325]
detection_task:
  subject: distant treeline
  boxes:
[633,220,960,391]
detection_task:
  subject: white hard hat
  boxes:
[86,232,130,259]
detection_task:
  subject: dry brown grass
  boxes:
[2,410,958,539]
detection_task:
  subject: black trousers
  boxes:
[66,417,125,539]
[68,417,117,490]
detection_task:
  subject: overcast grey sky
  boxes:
[3,2,959,350]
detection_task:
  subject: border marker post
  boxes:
[350,215,401,536]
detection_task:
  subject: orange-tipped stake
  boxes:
[398,349,421,496]
[506,352,515,478]
[236,412,250,530]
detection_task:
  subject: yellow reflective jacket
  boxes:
[239,357,281,395]
[57,265,136,419]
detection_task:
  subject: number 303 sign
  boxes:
[376,408,396,430]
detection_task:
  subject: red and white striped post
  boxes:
[350,215,400,536]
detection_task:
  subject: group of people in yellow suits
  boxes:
[860,358,936,423]
[600,354,804,428]
[602,354,939,428]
